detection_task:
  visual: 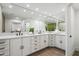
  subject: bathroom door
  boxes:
[66,4,75,56]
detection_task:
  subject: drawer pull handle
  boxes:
[44,40,46,43]
[34,48,37,50]
[34,44,37,45]
[20,46,24,49]
[0,42,5,44]
[0,53,5,56]
[35,41,37,42]
[0,47,5,50]
[60,41,62,43]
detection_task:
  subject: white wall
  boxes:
[74,11,79,51]
[66,5,75,56]
[67,4,79,55]
[0,6,3,32]
[70,6,75,53]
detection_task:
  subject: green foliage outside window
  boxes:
[46,23,56,31]
[29,28,34,33]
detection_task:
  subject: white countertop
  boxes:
[0,32,67,40]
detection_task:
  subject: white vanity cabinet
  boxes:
[55,35,66,50]
[8,33,66,56]
[31,35,48,53]
[10,38,22,56]
[40,35,48,49]
[48,34,56,47]
[44,35,49,47]
[0,40,9,56]
[10,37,32,56]
[31,36,40,53]
[22,37,31,56]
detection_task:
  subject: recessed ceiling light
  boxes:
[44,11,47,14]
[62,8,65,11]
[49,13,52,16]
[44,16,46,18]
[53,16,56,18]
[8,5,13,8]
[24,9,26,12]
[35,8,39,11]
[15,17,19,19]
[26,4,30,7]
[39,14,42,16]
[31,12,34,14]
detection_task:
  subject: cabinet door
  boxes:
[10,38,22,56]
[40,35,45,49]
[61,36,66,50]
[22,37,31,56]
[40,35,48,49]
[55,35,66,50]
[55,36,62,49]
[44,35,48,47]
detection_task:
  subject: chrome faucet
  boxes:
[16,31,23,36]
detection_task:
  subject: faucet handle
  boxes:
[16,33,18,36]
[21,33,23,35]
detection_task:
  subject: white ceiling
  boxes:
[14,3,67,16]
[72,3,79,11]
[0,3,67,22]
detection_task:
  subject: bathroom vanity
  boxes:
[0,32,66,56]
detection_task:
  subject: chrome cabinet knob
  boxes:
[60,41,62,43]
[70,35,72,38]
[44,40,46,43]
[20,45,24,49]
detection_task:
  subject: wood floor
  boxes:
[73,51,79,56]
[30,47,65,56]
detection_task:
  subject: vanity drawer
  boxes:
[32,37,40,43]
[0,45,9,52]
[31,46,40,53]
[32,43,40,47]
[33,36,39,40]
[31,47,38,53]
[0,40,9,45]
[31,43,40,53]
[0,45,9,56]
[0,50,9,56]
[33,36,38,39]
[32,40,39,44]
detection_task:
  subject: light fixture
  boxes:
[49,13,52,16]
[8,5,13,8]
[39,14,42,16]
[62,8,65,11]
[35,8,39,11]
[44,16,46,18]
[15,17,19,19]
[44,11,47,14]
[24,9,26,12]
[31,12,34,14]
[26,4,30,7]
[53,16,56,18]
